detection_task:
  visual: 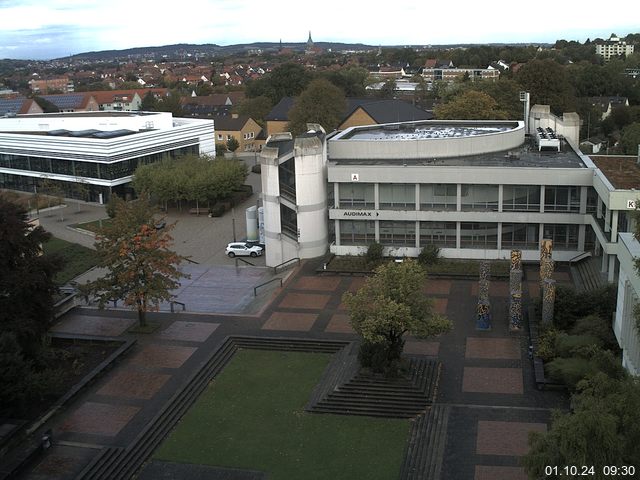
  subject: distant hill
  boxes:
[58,42,380,61]
[57,41,555,62]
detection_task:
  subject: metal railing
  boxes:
[273,257,300,274]
[170,300,186,313]
[254,277,283,296]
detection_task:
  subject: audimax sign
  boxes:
[342,211,379,217]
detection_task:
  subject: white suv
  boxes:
[226,242,264,258]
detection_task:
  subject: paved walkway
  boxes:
[17,260,572,480]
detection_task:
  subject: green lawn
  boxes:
[74,218,111,233]
[155,349,410,480]
[43,236,98,285]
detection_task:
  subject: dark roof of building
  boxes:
[344,99,433,124]
[266,138,294,157]
[212,114,252,131]
[265,96,433,126]
[590,155,640,190]
[0,97,32,116]
[265,97,296,121]
[40,93,93,109]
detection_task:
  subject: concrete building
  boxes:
[595,35,635,62]
[260,107,635,275]
[0,111,215,202]
[260,126,329,266]
[614,233,640,376]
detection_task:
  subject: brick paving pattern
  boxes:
[158,321,220,342]
[278,292,330,309]
[324,313,355,334]
[462,367,524,394]
[59,402,140,436]
[97,370,171,400]
[476,420,547,456]
[129,344,197,369]
[262,311,318,331]
[465,338,521,360]
[21,259,575,480]
[423,280,452,295]
[292,276,341,291]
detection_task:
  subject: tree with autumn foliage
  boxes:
[86,196,188,327]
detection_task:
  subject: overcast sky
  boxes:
[1,0,638,60]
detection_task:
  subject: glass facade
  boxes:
[379,184,415,210]
[420,184,456,210]
[278,157,296,202]
[419,221,456,248]
[460,185,499,211]
[543,223,579,250]
[544,186,580,212]
[502,223,539,249]
[379,221,416,246]
[338,183,374,209]
[0,145,198,182]
[280,204,298,239]
[502,185,541,212]
[460,222,498,249]
[339,220,375,245]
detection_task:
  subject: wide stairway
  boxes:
[309,356,441,418]
[571,255,606,292]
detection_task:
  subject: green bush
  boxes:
[418,245,440,266]
[365,242,384,266]
[537,327,559,362]
[554,284,617,330]
[571,314,619,351]
[105,195,118,218]
[546,357,597,389]
[554,333,603,358]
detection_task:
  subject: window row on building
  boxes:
[0,145,199,181]
[334,183,595,214]
[336,220,593,251]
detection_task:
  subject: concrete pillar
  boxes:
[456,222,461,249]
[605,207,611,233]
[602,252,608,273]
[415,221,420,248]
[333,183,339,209]
[579,186,588,215]
[415,184,420,211]
[497,223,503,251]
[498,184,504,213]
[578,224,586,251]
[334,220,341,246]
[375,220,380,242]
[597,197,603,219]
[456,184,462,211]
[539,224,545,245]
[374,183,379,210]
[539,185,545,213]
[608,255,616,283]
[611,210,619,240]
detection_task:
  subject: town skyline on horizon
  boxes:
[1,0,638,61]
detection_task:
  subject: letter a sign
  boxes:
[351,173,359,182]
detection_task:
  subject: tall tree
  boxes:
[140,90,159,111]
[287,78,346,135]
[86,196,188,327]
[435,90,508,120]
[343,260,452,373]
[620,122,640,155]
[524,373,640,478]
[236,95,273,127]
[0,197,60,356]
[516,58,576,115]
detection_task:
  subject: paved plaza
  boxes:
[16,259,572,480]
